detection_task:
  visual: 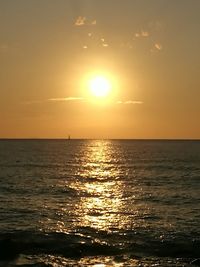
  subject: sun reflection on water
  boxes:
[40,140,135,234]
[71,140,131,231]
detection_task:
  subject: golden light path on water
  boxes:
[72,140,131,231]
[40,140,148,235]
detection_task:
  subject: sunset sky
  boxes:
[0,0,199,139]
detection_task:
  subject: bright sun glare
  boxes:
[89,76,111,98]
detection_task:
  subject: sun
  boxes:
[89,76,111,98]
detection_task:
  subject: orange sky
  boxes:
[0,0,199,139]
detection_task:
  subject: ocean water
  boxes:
[0,139,200,266]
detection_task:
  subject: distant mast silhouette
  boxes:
[68,135,71,140]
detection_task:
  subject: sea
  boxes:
[0,139,200,267]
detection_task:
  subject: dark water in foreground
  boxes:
[0,139,200,266]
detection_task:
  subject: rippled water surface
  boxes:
[0,139,200,266]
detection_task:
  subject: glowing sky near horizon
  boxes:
[0,0,199,139]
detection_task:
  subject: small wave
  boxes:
[0,230,199,261]
[0,231,121,260]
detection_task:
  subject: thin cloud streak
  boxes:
[117,100,143,105]
[23,98,143,106]
[22,97,84,105]
[48,97,84,102]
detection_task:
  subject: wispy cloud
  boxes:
[74,16,86,26]
[48,97,84,102]
[117,100,143,105]
[154,43,163,50]
[100,38,109,47]
[74,16,97,26]
[135,30,150,38]
[91,20,97,25]
[141,31,150,37]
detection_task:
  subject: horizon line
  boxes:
[0,138,199,141]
